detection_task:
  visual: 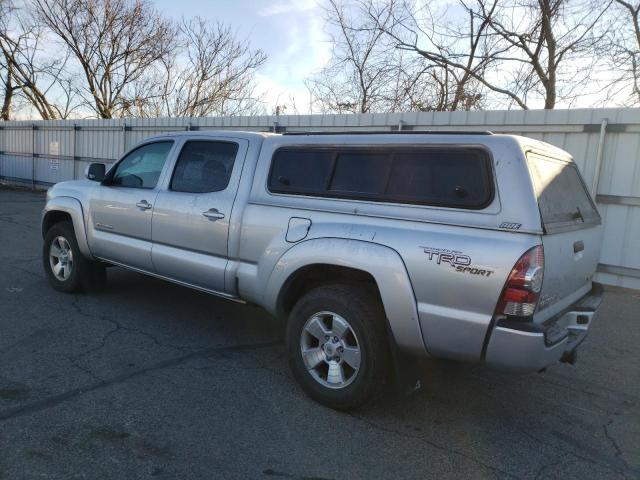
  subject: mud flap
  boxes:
[386,324,424,397]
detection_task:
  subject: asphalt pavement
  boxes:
[0,185,638,479]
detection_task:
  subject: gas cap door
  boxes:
[286,217,312,243]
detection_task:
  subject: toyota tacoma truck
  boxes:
[42,130,604,410]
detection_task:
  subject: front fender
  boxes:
[264,238,427,357]
[42,196,94,259]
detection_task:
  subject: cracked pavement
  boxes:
[0,186,639,479]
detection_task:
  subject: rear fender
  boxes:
[264,238,427,357]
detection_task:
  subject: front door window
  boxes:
[110,141,174,189]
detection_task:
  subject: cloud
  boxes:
[255,0,331,111]
[258,0,317,17]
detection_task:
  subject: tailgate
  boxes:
[526,153,603,322]
[538,225,602,320]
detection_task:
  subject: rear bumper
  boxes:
[484,283,603,372]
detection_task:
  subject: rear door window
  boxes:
[268,147,493,209]
[170,141,239,193]
[527,153,601,232]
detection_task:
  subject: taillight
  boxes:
[495,245,544,318]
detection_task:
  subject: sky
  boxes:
[151,0,615,113]
[154,0,333,113]
[5,0,625,119]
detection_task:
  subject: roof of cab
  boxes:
[143,130,276,142]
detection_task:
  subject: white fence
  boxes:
[1,108,639,289]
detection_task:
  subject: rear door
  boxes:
[526,153,603,320]
[151,138,248,293]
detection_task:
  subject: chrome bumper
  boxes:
[484,283,603,372]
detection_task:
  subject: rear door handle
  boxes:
[202,208,225,221]
[136,200,152,210]
[573,241,584,253]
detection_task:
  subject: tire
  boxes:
[43,221,106,293]
[286,283,391,410]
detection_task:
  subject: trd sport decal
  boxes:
[421,246,494,277]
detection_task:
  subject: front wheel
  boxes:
[286,284,391,410]
[43,221,106,293]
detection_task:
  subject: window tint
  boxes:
[527,154,600,231]
[111,142,173,189]
[385,150,491,207]
[269,149,334,194]
[268,147,493,209]
[331,153,390,194]
[171,141,239,193]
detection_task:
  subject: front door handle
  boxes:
[202,208,225,221]
[136,200,152,210]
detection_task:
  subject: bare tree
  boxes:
[367,0,611,109]
[32,0,175,118]
[0,0,19,120]
[307,0,397,113]
[478,0,611,108]
[129,18,266,117]
[389,2,495,111]
[0,0,71,119]
[391,60,486,111]
[308,0,488,113]
[604,0,640,104]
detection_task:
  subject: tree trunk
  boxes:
[1,66,14,120]
[541,0,557,109]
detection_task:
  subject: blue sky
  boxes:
[154,0,332,112]
[151,0,609,112]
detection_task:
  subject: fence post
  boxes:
[0,125,3,181]
[590,118,608,199]
[122,122,127,153]
[31,123,35,190]
[72,123,77,180]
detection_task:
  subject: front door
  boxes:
[151,138,248,292]
[88,140,175,271]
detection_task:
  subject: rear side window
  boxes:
[268,147,493,209]
[269,150,334,194]
[171,141,238,193]
[527,154,601,232]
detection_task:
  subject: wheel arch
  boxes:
[42,210,72,237]
[277,264,381,319]
[42,197,93,259]
[265,237,427,357]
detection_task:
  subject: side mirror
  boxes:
[87,163,106,182]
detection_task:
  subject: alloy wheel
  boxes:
[300,311,362,389]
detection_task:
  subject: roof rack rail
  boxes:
[281,130,493,136]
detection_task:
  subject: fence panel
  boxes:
[1,108,639,288]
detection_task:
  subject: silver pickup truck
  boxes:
[42,130,604,409]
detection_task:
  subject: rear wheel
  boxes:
[43,221,106,293]
[286,284,390,410]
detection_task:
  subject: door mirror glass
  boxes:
[87,163,106,182]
